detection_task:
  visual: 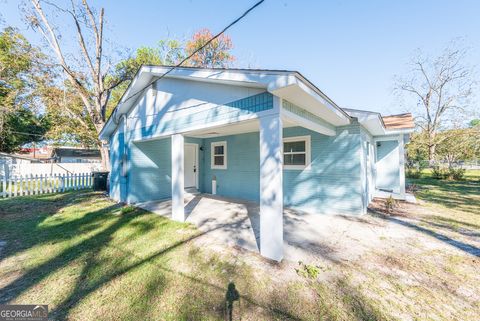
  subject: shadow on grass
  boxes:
[409,178,480,215]
[0,191,121,260]
[420,216,480,237]
[0,191,309,320]
[370,209,480,258]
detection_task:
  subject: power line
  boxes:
[117,0,265,109]
[9,131,45,137]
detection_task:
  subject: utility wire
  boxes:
[9,131,45,137]
[117,0,265,108]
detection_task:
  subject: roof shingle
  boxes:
[382,113,415,130]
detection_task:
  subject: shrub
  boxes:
[406,183,418,193]
[385,196,398,213]
[431,166,465,180]
[447,167,466,180]
[406,167,422,179]
[296,261,322,279]
[431,166,448,179]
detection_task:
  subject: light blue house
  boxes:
[99,66,414,261]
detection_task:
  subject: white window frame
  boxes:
[211,141,227,169]
[283,135,311,170]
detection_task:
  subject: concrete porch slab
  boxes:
[137,193,261,253]
[136,194,388,263]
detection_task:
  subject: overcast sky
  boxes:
[1,0,479,115]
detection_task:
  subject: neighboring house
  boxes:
[0,152,42,165]
[99,66,414,261]
[51,147,101,163]
[1,149,101,177]
[18,146,53,162]
[0,152,41,177]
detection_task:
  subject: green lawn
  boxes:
[407,169,480,229]
[1,192,373,320]
[0,170,479,320]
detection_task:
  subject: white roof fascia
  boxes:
[100,67,351,139]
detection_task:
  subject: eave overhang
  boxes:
[99,66,352,140]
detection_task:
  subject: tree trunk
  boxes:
[95,122,109,171]
[428,144,436,164]
[428,131,436,165]
[99,144,110,171]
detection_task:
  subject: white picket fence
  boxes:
[1,172,93,198]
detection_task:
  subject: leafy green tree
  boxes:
[107,29,235,117]
[0,108,49,153]
[406,131,429,163]
[26,0,129,169]
[106,40,183,117]
[470,119,480,127]
[435,128,479,166]
[408,127,480,166]
[0,27,49,152]
[37,80,98,147]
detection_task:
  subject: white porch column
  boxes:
[259,107,283,261]
[398,134,406,199]
[171,134,185,221]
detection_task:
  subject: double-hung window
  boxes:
[283,136,311,170]
[211,141,227,169]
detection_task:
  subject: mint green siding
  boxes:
[360,126,375,213]
[109,130,126,202]
[283,126,363,214]
[128,92,273,141]
[202,132,260,201]
[375,140,400,192]
[201,124,364,215]
[112,124,365,215]
[109,86,367,215]
[126,137,204,203]
[113,92,271,203]
[127,138,171,203]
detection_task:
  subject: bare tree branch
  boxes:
[27,0,124,170]
[396,43,475,162]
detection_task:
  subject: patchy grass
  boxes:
[408,169,480,227]
[1,180,479,320]
[0,191,390,320]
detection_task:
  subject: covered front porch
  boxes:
[137,193,348,263]
[169,108,285,261]
[164,96,340,261]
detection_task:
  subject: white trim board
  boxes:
[211,141,227,170]
[283,135,311,170]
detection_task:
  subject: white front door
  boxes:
[184,144,197,188]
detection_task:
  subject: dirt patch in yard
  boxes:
[185,194,480,320]
[1,184,479,320]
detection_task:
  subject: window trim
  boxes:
[211,141,227,169]
[283,135,311,170]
